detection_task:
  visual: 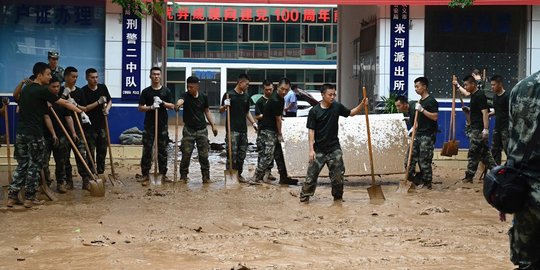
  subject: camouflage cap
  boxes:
[48,50,59,58]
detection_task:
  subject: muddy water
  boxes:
[0,146,513,269]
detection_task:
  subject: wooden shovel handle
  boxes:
[4,102,11,184]
[405,110,419,181]
[174,110,179,182]
[226,94,233,170]
[73,113,98,174]
[362,87,376,185]
[153,109,158,175]
[104,114,116,177]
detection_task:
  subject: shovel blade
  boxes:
[89,179,105,197]
[108,174,124,186]
[396,181,415,193]
[150,174,161,185]
[367,185,385,201]
[441,140,459,157]
[224,169,239,183]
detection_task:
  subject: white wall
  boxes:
[104,0,152,99]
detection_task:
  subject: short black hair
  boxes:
[237,73,250,82]
[86,68,97,77]
[320,83,336,94]
[186,76,199,84]
[472,69,481,76]
[262,79,273,86]
[64,66,78,78]
[278,77,290,86]
[32,62,50,77]
[490,75,503,84]
[395,95,408,104]
[49,76,60,85]
[463,75,476,84]
[414,77,429,88]
[150,67,161,73]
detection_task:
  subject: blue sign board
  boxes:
[121,14,142,100]
[390,5,409,97]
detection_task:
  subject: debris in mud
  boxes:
[144,189,167,197]
[420,207,449,215]
[13,247,18,251]
[194,226,203,233]
[16,257,25,261]
[117,230,122,235]
[124,240,131,244]
[231,263,251,270]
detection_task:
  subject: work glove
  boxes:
[482,128,489,140]
[2,97,9,106]
[153,96,163,104]
[174,104,180,112]
[67,98,77,106]
[415,102,424,112]
[150,100,161,110]
[97,96,108,105]
[223,98,231,107]
[102,107,109,116]
[407,128,413,136]
[402,116,410,122]
[81,112,91,125]
[62,88,71,98]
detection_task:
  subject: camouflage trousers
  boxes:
[65,130,92,183]
[9,134,45,200]
[491,128,509,165]
[404,135,435,186]
[85,128,108,175]
[465,127,496,178]
[141,125,169,176]
[256,130,274,172]
[43,136,69,186]
[254,129,288,180]
[225,131,248,176]
[300,148,345,200]
[180,126,210,179]
[510,179,540,269]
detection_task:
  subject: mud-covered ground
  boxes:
[0,141,513,269]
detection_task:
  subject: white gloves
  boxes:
[150,96,163,110]
[153,96,163,104]
[62,88,71,98]
[67,98,77,106]
[97,96,108,105]
[81,112,91,125]
[224,99,231,106]
[415,103,424,112]
[482,128,489,139]
[407,128,413,136]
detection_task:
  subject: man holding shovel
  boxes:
[299,84,367,203]
[138,67,175,185]
[176,76,218,183]
[251,78,297,185]
[219,74,258,183]
[7,62,81,208]
[403,77,439,189]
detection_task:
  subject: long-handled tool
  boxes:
[173,110,179,182]
[397,110,419,193]
[103,114,123,186]
[40,169,58,201]
[2,101,16,203]
[50,106,105,197]
[441,75,459,157]
[149,109,161,185]
[363,87,385,201]
[73,113,105,184]
[224,94,238,184]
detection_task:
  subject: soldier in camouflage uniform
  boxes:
[176,76,218,182]
[7,62,81,208]
[299,84,367,203]
[402,77,439,189]
[47,50,64,83]
[138,67,176,185]
[254,79,278,181]
[252,78,298,185]
[505,70,540,269]
[454,75,496,182]
[489,75,510,165]
[220,74,258,182]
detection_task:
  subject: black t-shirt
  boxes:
[260,91,284,132]
[406,101,417,130]
[139,86,173,129]
[180,91,208,130]
[221,90,250,133]
[469,90,489,130]
[254,96,268,118]
[62,86,86,127]
[492,90,509,131]
[44,101,69,138]
[415,95,439,136]
[17,83,60,137]
[307,101,351,154]
[81,84,112,131]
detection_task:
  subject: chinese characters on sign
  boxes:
[167,6,338,23]
[15,5,95,25]
[390,5,409,97]
[121,14,141,100]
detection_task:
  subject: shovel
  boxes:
[397,110,419,193]
[2,100,11,202]
[224,94,238,184]
[104,114,124,186]
[40,169,58,201]
[173,110,179,183]
[149,109,161,185]
[49,106,105,197]
[441,75,459,157]
[363,87,385,201]
[73,113,107,185]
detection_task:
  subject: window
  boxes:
[190,23,205,41]
[286,24,300,42]
[223,23,237,41]
[306,69,324,83]
[240,24,269,42]
[207,23,222,41]
[305,25,323,42]
[177,23,189,41]
[271,24,285,42]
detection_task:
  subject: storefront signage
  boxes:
[168,5,337,23]
[121,13,141,100]
[12,4,96,26]
[390,5,409,97]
